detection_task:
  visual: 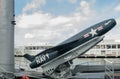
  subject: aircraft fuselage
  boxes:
[28,18,116,69]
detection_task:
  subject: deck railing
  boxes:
[105,59,120,79]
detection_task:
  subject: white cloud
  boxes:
[15,0,98,45]
[25,33,34,38]
[15,13,77,45]
[105,34,120,40]
[23,0,46,13]
[114,4,120,12]
[16,0,119,46]
[77,1,95,16]
[16,12,51,29]
[116,18,120,24]
[113,18,120,33]
[49,16,71,26]
[16,12,72,29]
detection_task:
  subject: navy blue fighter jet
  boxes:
[24,18,116,78]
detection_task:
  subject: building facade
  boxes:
[15,39,120,57]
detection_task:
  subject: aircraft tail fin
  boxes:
[24,54,35,62]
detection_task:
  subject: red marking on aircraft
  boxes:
[84,33,89,38]
[97,26,103,31]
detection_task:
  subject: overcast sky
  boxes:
[15,0,120,46]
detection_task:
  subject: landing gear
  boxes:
[51,61,74,78]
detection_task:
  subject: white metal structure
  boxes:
[87,39,120,57]
[105,59,120,79]
[15,39,120,57]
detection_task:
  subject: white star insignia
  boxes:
[90,29,97,37]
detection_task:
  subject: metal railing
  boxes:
[104,59,120,79]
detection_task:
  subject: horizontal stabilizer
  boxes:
[24,54,35,62]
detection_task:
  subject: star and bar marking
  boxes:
[83,26,103,38]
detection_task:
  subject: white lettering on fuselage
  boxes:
[104,20,111,26]
[35,53,49,64]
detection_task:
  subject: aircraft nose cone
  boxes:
[110,18,116,26]
[109,18,116,30]
[104,18,116,30]
[98,18,117,36]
